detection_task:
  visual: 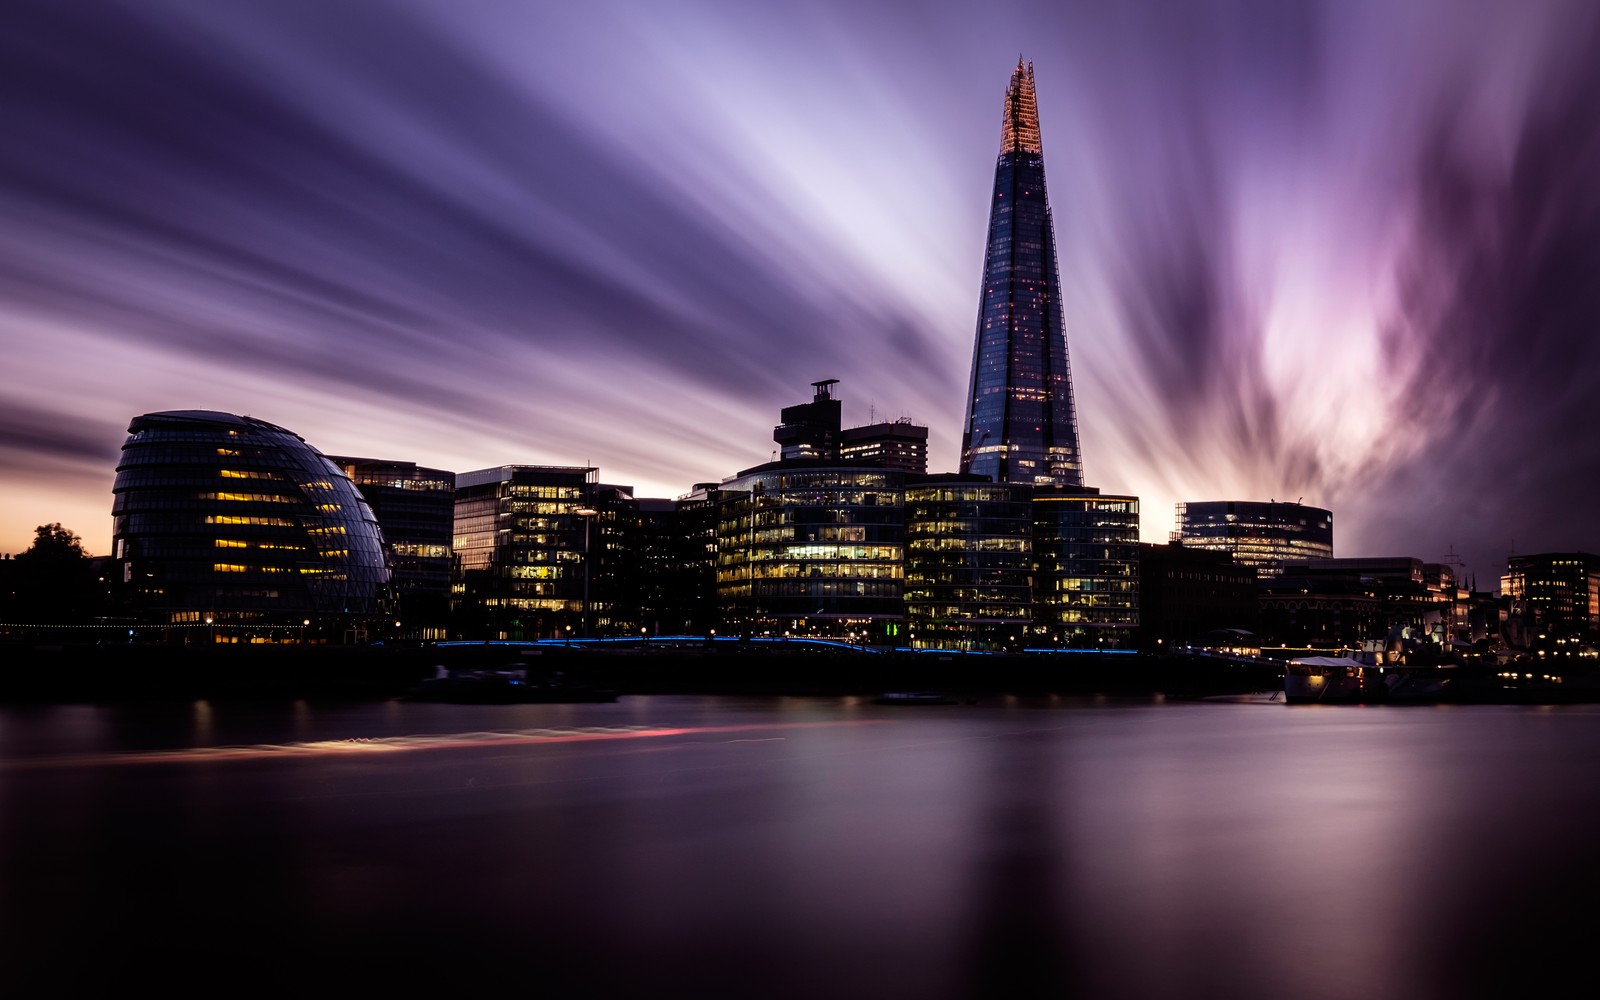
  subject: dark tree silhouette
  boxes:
[19,523,89,562]
[6,523,98,624]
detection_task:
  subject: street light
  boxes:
[575,507,598,638]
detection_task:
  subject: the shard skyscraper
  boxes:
[959,59,1083,487]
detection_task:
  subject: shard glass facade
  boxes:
[961,59,1082,487]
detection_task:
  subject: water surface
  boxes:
[2,695,1594,997]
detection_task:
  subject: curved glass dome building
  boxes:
[112,411,391,638]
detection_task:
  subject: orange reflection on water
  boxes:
[0,719,885,771]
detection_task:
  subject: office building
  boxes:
[1032,490,1140,647]
[1501,552,1600,643]
[111,410,391,641]
[904,476,1032,650]
[716,461,906,639]
[1138,542,1256,649]
[332,457,454,636]
[1176,500,1333,577]
[841,420,929,474]
[960,58,1083,486]
[452,465,599,640]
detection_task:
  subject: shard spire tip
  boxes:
[1000,57,1042,155]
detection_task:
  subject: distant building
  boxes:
[332,457,454,637]
[904,476,1032,650]
[111,410,391,642]
[1138,542,1256,649]
[1279,556,1460,646]
[452,465,598,640]
[668,483,728,635]
[841,420,928,474]
[960,59,1082,486]
[1032,490,1140,648]
[1176,500,1333,578]
[1501,552,1600,644]
[619,496,716,637]
[1256,572,1382,650]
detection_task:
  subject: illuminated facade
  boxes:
[1176,501,1333,578]
[1032,491,1140,647]
[452,465,599,639]
[841,420,929,474]
[960,58,1082,486]
[333,457,454,634]
[1501,552,1600,642]
[111,410,390,639]
[904,477,1033,650]
[716,463,906,638]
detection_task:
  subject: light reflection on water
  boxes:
[2,697,1597,998]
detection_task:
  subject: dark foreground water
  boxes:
[3,695,1598,998]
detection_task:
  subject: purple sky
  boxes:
[4,0,1597,587]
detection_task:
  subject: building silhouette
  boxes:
[1138,541,1257,649]
[774,379,842,462]
[960,58,1082,486]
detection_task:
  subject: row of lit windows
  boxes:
[391,542,451,559]
[198,491,299,504]
[736,564,904,581]
[905,540,1032,557]
[479,597,582,612]
[206,514,298,527]
[347,474,453,492]
[905,524,1029,541]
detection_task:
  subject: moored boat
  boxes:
[408,664,617,704]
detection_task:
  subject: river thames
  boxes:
[2,694,1596,997]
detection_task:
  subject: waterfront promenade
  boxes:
[0,640,1283,703]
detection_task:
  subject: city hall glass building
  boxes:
[960,59,1082,486]
[111,411,391,639]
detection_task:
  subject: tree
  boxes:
[19,523,89,562]
[7,523,96,624]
